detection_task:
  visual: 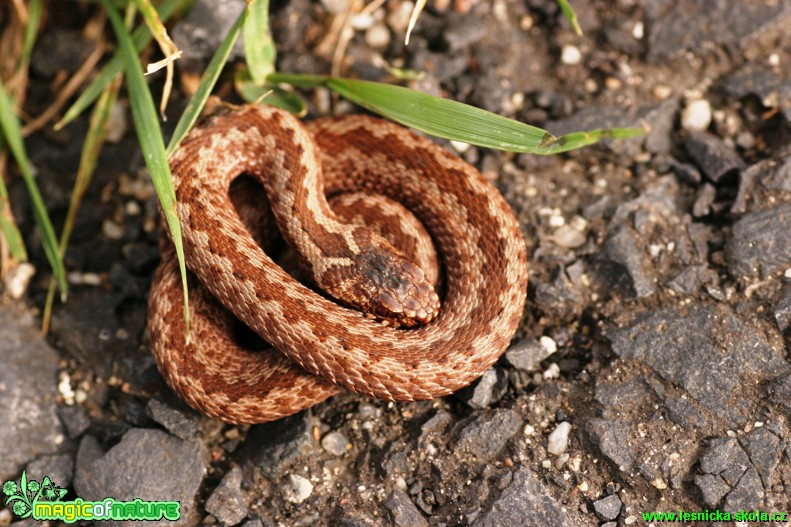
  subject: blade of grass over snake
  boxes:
[326,78,642,154]
[243,0,276,85]
[42,79,121,334]
[0,80,67,298]
[167,6,247,156]
[55,0,183,130]
[102,0,191,338]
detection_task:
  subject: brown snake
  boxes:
[148,105,528,424]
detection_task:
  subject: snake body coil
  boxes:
[148,105,528,423]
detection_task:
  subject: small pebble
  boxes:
[365,24,391,48]
[102,219,124,240]
[539,336,557,355]
[5,262,36,299]
[561,45,582,65]
[547,422,572,456]
[681,99,712,132]
[553,225,587,248]
[321,431,349,456]
[284,474,313,503]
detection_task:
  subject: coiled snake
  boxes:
[148,105,528,424]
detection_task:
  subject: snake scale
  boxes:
[148,105,528,424]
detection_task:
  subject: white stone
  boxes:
[5,262,35,299]
[284,474,313,503]
[681,99,712,132]
[561,45,582,65]
[547,421,572,456]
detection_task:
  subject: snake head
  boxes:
[323,245,441,328]
[365,256,441,328]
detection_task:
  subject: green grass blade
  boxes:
[19,0,43,71]
[55,0,183,130]
[102,0,190,338]
[557,0,582,36]
[0,80,67,298]
[243,0,275,85]
[326,78,642,154]
[0,179,28,261]
[166,6,247,156]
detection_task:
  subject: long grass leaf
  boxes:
[166,6,247,156]
[0,80,67,298]
[326,78,642,154]
[102,0,190,338]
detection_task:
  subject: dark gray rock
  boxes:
[205,466,247,526]
[692,183,717,217]
[668,265,718,295]
[592,494,622,521]
[243,412,314,479]
[721,466,763,512]
[598,225,655,298]
[765,376,791,422]
[644,376,711,430]
[642,97,679,155]
[418,410,453,447]
[595,378,652,414]
[171,0,246,70]
[731,160,776,214]
[607,305,790,427]
[684,131,746,183]
[147,399,199,441]
[722,65,791,123]
[698,437,749,492]
[694,473,731,507]
[74,429,206,526]
[383,490,428,527]
[505,339,555,372]
[741,426,782,489]
[454,410,523,461]
[774,285,791,332]
[727,203,791,279]
[695,432,779,511]
[645,0,789,60]
[533,268,584,318]
[472,466,569,527]
[26,454,74,490]
[457,368,509,409]
[57,405,92,439]
[585,419,634,473]
[0,303,63,481]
